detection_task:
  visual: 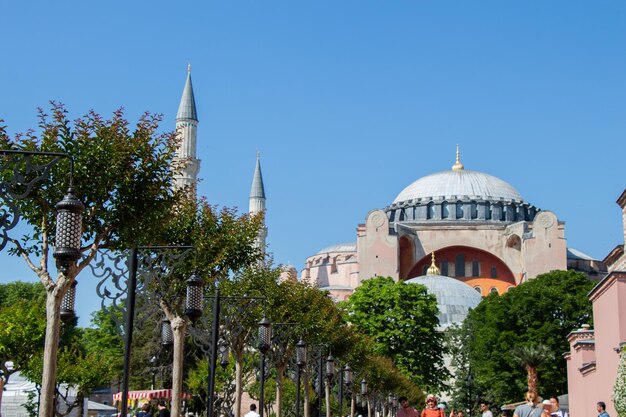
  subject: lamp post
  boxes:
[150,355,158,390]
[296,339,307,417]
[324,353,335,417]
[361,380,368,417]
[466,370,473,415]
[258,316,272,417]
[343,365,353,417]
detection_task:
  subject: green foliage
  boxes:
[0,103,183,255]
[613,348,626,417]
[461,270,594,406]
[342,276,445,392]
[0,282,46,384]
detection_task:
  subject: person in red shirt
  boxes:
[421,395,445,417]
[397,396,419,417]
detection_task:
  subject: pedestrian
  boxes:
[245,404,261,417]
[549,397,568,417]
[513,392,542,417]
[541,399,554,417]
[397,396,419,417]
[157,400,171,417]
[421,394,444,417]
[480,401,493,417]
[596,401,609,417]
[136,403,152,417]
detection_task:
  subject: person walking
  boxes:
[549,397,567,417]
[245,404,261,417]
[421,395,444,417]
[513,392,542,417]
[596,401,609,417]
[157,400,171,417]
[397,396,419,417]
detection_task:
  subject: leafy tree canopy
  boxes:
[460,270,594,406]
[341,276,446,393]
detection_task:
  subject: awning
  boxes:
[113,389,193,402]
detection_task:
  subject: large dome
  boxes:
[393,169,524,204]
[405,273,482,329]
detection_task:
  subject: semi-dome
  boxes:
[316,243,356,254]
[393,169,524,204]
[405,254,482,329]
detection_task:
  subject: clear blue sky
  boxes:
[1,1,625,326]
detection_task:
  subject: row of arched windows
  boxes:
[422,255,499,278]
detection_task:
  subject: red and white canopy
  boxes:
[113,389,193,402]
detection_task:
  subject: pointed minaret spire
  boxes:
[249,152,268,257]
[174,65,200,191]
[452,144,464,171]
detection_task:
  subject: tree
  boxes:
[613,347,626,417]
[510,344,553,395]
[342,276,446,393]
[0,103,183,417]
[461,270,594,406]
[0,282,46,410]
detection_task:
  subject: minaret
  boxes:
[249,152,268,255]
[174,64,200,191]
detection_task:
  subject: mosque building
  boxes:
[300,146,605,317]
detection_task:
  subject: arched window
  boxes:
[442,202,449,219]
[471,202,478,219]
[456,202,464,219]
[491,266,498,278]
[427,202,435,219]
[474,286,482,295]
[490,287,499,295]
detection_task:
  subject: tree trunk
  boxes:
[276,365,285,417]
[350,392,355,417]
[0,378,5,417]
[39,287,64,417]
[325,381,331,417]
[171,316,188,417]
[76,393,85,417]
[367,397,371,417]
[303,370,310,417]
[526,365,538,395]
[235,351,244,417]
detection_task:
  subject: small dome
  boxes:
[405,274,482,329]
[316,243,356,254]
[393,169,524,205]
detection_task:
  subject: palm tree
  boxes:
[511,344,553,394]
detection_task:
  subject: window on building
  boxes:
[472,260,480,277]
[423,265,429,275]
[491,266,498,278]
[441,260,449,276]
[456,254,465,277]
[474,286,482,295]
[442,202,449,219]
[490,287,499,295]
[427,202,435,219]
[456,202,464,219]
[471,202,478,219]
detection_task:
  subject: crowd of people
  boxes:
[394,391,610,417]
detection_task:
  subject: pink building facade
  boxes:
[566,189,626,417]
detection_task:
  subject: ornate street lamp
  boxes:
[185,273,203,323]
[161,318,173,347]
[218,340,230,368]
[326,353,335,383]
[296,339,307,417]
[53,186,84,275]
[258,316,272,417]
[361,379,368,396]
[60,280,77,322]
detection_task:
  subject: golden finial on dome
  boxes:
[427,251,441,276]
[452,144,464,171]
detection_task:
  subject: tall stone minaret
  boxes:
[249,152,268,256]
[174,64,200,191]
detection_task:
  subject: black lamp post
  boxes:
[342,365,352,417]
[161,318,174,347]
[150,355,158,390]
[185,273,203,323]
[296,339,307,417]
[258,316,272,417]
[361,380,368,416]
[466,370,474,415]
